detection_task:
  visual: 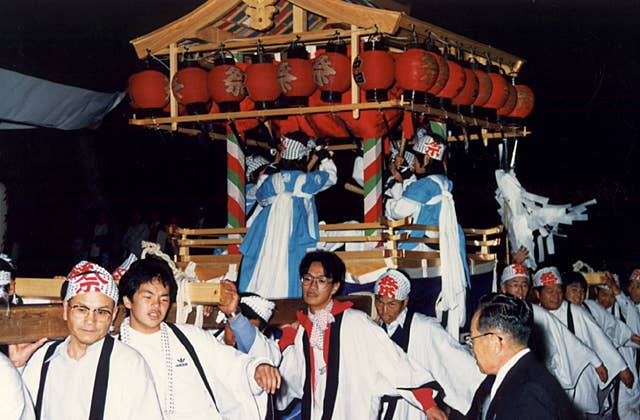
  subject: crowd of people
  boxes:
[4,247,640,419]
[1,125,640,420]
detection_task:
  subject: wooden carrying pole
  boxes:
[0,295,373,345]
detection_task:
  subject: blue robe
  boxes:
[239,163,336,298]
[386,174,470,282]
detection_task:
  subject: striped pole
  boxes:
[226,129,245,254]
[363,137,382,236]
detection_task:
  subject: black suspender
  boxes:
[89,335,115,420]
[36,336,114,420]
[35,340,63,420]
[165,323,219,412]
[567,303,575,334]
[301,312,344,420]
[379,311,415,420]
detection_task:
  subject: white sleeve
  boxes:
[317,158,338,193]
[0,353,35,420]
[248,333,282,366]
[276,332,306,410]
[385,194,420,220]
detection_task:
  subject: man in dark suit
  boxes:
[466,293,578,420]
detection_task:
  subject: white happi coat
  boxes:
[601,295,640,416]
[379,310,485,419]
[121,321,271,420]
[531,304,603,391]
[547,301,628,414]
[0,352,35,420]
[277,305,438,419]
[20,336,162,420]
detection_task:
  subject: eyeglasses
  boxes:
[465,332,502,347]
[301,273,333,289]
[69,304,113,322]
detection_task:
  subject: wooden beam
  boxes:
[130,0,240,58]
[1,296,374,345]
[15,278,227,304]
[290,0,402,34]
[169,43,178,131]
[130,100,529,135]
[292,5,308,33]
[153,27,377,56]
[397,15,525,75]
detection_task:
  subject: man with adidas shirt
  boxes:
[117,257,280,419]
[10,261,162,419]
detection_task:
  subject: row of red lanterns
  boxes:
[129,40,533,121]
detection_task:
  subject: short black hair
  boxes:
[118,257,177,306]
[299,250,346,290]
[476,293,533,347]
[562,271,587,291]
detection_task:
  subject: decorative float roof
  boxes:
[131,0,525,76]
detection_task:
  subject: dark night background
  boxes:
[0,0,638,277]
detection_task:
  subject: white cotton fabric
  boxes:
[427,175,466,339]
[0,352,35,420]
[547,301,627,414]
[20,337,163,420]
[495,169,596,269]
[277,308,438,419]
[246,173,300,298]
[380,311,485,418]
[120,321,270,419]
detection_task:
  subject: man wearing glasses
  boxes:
[467,293,575,419]
[373,269,484,419]
[276,250,447,420]
[10,261,162,419]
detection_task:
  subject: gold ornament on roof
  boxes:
[243,0,278,31]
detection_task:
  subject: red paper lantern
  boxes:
[507,85,535,119]
[436,58,466,100]
[207,55,246,112]
[451,67,479,106]
[426,52,449,96]
[395,45,439,103]
[497,83,518,116]
[313,43,351,103]
[483,72,510,110]
[128,69,169,110]
[245,47,280,109]
[471,69,492,107]
[172,65,209,112]
[353,40,395,102]
[278,43,316,106]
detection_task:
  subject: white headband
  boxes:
[533,267,562,288]
[241,295,276,323]
[112,254,138,282]
[501,264,529,284]
[65,261,119,303]
[374,269,411,300]
[281,135,310,160]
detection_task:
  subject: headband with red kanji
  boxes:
[112,254,138,282]
[374,269,411,300]
[412,128,446,161]
[65,260,118,303]
[501,264,529,284]
[630,269,640,284]
[533,267,563,288]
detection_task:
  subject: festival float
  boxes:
[3,0,539,344]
